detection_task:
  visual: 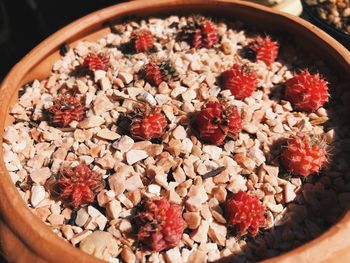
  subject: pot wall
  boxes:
[0,1,349,262]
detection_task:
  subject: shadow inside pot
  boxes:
[215,85,350,262]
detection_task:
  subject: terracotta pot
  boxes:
[0,1,349,262]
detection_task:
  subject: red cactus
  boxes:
[221,64,258,100]
[281,133,328,177]
[195,101,243,145]
[251,36,279,65]
[225,190,266,237]
[48,96,85,127]
[130,108,168,140]
[133,30,154,53]
[145,61,163,86]
[83,53,109,71]
[57,163,104,208]
[285,70,329,112]
[136,199,186,252]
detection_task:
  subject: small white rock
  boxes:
[224,141,235,153]
[88,206,103,218]
[126,150,148,165]
[118,72,133,84]
[106,200,122,219]
[284,183,297,203]
[137,91,157,106]
[79,155,95,165]
[181,89,196,101]
[30,167,51,185]
[71,230,92,246]
[125,174,144,191]
[76,208,89,227]
[94,70,106,82]
[31,185,45,207]
[97,129,120,141]
[80,231,119,260]
[165,247,183,263]
[78,116,105,129]
[173,125,187,140]
[170,86,187,98]
[155,94,169,105]
[148,184,161,195]
[113,136,134,153]
[99,77,112,90]
[95,215,108,230]
[267,203,284,213]
[190,220,210,243]
[182,138,193,153]
[203,145,222,161]
[227,175,247,193]
[12,141,27,153]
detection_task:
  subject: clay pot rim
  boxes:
[0,1,349,262]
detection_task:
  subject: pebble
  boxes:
[127,87,142,98]
[118,72,133,84]
[227,175,247,193]
[155,94,169,105]
[126,150,148,165]
[145,144,163,157]
[208,222,227,246]
[88,206,103,218]
[47,214,65,226]
[125,174,143,191]
[114,78,124,88]
[12,141,27,153]
[113,136,134,153]
[165,247,183,263]
[106,200,122,219]
[121,246,136,263]
[78,116,105,129]
[284,183,297,203]
[158,82,171,94]
[264,173,278,187]
[172,125,187,140]
[264,164,279,178]
[224,141,235,153]
[137,91,157,106]
[97,129,120,140]
[71,230,93,246]
[181,89,197,101]
[79,155,94,165]
[80,231,119,260]
[168,189,182,204]
[94,70,106,81]
[148,184,161,195]
[247,147,266,166]
[61,225,74,240]
[30,185,45,207]
[186,196,203,212]
[190,220,209,243]
[183,212,201,229]
[95,215,108,230]
[99,77,112,90]
[182,138,193,152]
[170,86,187,98]
[30,167,51,185]
[202,145,222,161]
[76,208,90,227]
[109,173,126,196]
[187,250,207,263]
[267,202,284,213]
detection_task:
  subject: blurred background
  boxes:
[0,0,126,79]
[1,0,348,80]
